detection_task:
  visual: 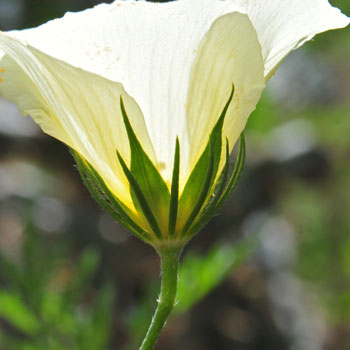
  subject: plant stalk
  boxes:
[139,246,181,350]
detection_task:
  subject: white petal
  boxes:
[2,0,347,188]
[230,0,350,80]
[0,34,155,208]
[4,0,260,182]
[185,12,265,182]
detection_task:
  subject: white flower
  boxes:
[0,0,348,243]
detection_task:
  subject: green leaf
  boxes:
[117,151,163,239]
[120,96,170,231]
[0,290,40,334]
[178,85,234,236]
[168,138,180,236]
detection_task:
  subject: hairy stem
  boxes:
[139,246,181,350]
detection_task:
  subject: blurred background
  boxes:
[0,0,349,349]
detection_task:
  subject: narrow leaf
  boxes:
[117,151,163,239]
[168,137,180,236]
[0,290,40,334]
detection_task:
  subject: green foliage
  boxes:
[255,92,350,324]
[0,222,115,350]
[246,89,281,133]
[176,238,255,313]
[0,291,40,334]
[126,238,255,346]
[125,284,160,350]
[281,176,350,322]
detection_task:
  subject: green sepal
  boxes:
[178,85,234,235]
[192,138,231,229]
[218,133,245,204]
[186,133,245,237]
[71,150,152,243]
[212,138,231,206]
[182,140,215,235]
[120,96,170,230]
[168,137,180,236]
[207,83,235,188]
[178,141,211,220]
[116,151,163,239]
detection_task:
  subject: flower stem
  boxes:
[139,246,181,350]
